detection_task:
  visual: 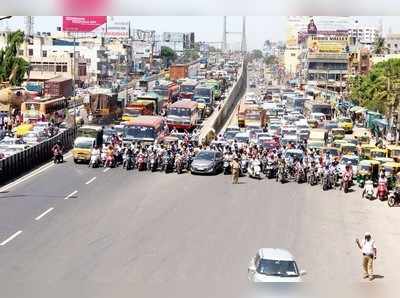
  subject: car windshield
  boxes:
[74,140,93,149]
[194,88,211,98]
[223,131,238,140]
[257,259,299,277]
[169,107,191,117]
[125,126,156,140]
[326,122,338,129]
[181,85,195,93]
[196,151,215,160]
[342,157,358,165]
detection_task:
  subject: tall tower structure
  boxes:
[222,16,227,52]
[25,16,34,37]
[241,16,247,54]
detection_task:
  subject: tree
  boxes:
[264,55,279,66]
[160,46,177,68]
[372,37,388,55]
[250,49,263,61]
[0,30,30,86]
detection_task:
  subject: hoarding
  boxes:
[106,20,130,38]
[163,32,184,42]
[307,35,349,53]
[62,16,107,32]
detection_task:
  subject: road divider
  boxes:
[199,58,248,144]
[0,230,22,246]
[35,207,54,221]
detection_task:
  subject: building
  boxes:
[348,48,371,76]
[385,33,400,54]
[350,26,379,45]
[283,46,300,75]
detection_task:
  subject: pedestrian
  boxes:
[356,232,377,281]
[231,157,240,184]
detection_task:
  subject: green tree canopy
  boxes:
[349,58,400,116]
[0,30,30,86]
[250,49,264,61]
[160,46,177,68]
[264,55,279,66]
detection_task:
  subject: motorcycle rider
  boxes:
[340,161,353,191]
[89,145,101,167]
[375,171,388,198]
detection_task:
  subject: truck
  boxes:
[44,77,73,98]
[122,100,155,122]
[169,64,189,81]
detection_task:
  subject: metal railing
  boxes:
[0,128,76,185]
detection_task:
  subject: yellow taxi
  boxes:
[338,116,353,133]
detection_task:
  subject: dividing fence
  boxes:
[0,128,76,185]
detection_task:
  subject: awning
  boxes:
[354,107,367,114]
[374,118,388,127]
[349,106,361,112]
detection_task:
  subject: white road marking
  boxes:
[0,230,23,246]
[64,190,78,200]
[0,152,73,193]
[85,177,96,185]
[103,168,110,173]
[35,207,54,221]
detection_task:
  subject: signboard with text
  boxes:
[106,20,130,38]
[62,16,107,32]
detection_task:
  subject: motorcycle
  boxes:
[125,155,134,170]
[240,158,248,177]
[223,159,232,175]
[388,187,400,207]
[362,180,375,200]
[295,165,306,184]
[104,155,115,168]
[308,167,318,186]
[175,155,187,174]
[137,155,147,171]
[377,181,388,201]
[150,156,158,172]
[89,154,101,168]
[264,160,277,179]
[165,155,175,173]
[342,172,352,193]
[276,164,287,184]
[248,159,262,179]
[53,149,63,164]
[322,170,333,191]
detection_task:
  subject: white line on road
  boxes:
[0,230,22,246]
[85,177,96,185]
[103,168,110,173]
[0,152,73,193]
[35,207,54,221]
[64,190,78,200]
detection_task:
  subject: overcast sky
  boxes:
[1,16,400,50]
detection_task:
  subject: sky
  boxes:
[1,16,400,50]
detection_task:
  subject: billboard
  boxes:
[163,32,184,42]
[307,35,349,53]
[62,16,107,32]
[106,20,130,38]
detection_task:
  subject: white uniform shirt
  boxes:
[362,238,376,256]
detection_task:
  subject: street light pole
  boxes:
[72,33,77,128]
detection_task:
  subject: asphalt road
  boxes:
[1,158,400,297]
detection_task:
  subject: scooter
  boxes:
[104,155,115,168]
[377,181,388,201]
[295,165,306,184]
[175,155,186,174]
[342,172,352,193]
[276,165,287,184]
[264,160,277,179]
[165,154,175,173]
[322,170,332,191]
[362,180,375,200]
[137,155,147,171]
[89,154,101,168]
[223,159,232,175]
[150,156,158,172]
[125,155,134,170]
[248,159,262,179]
[53,150,63,164]
[308,167,318,186]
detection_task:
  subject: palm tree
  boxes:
[0,30,30,86]
[372,37,389,55]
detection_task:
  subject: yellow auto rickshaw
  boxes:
[340,143,358,155]
[357,159,380,187]
[13,123,33,137]
[381,162,400,190]
[387,145,400,162]
[331,128,345,140]
[321,147,340,158]
[360,144,376,160]
[370,148,388,159]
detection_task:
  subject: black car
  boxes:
[190,150,223,175]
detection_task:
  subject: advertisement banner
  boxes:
[307,36,348,53]
[62,16,107,32]
[106,20,130,37]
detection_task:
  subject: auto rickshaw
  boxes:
[14,123,33,137]
[374,157,394,165]
[360,144,376,160]
[370,148,388,159]
[354,128,371,144]
[331,128,345,140]
[332,139,348,149]
[357,159,380,187]
[340,143,358,155]
[321,147,340,158]
[381,162,400,190]
[344,135,358,146]
[387,145,400,162]
[307,119,319,129]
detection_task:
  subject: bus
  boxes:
[123,116,166,145]
[306,102,333,120]
[152,80,179,103]
[21,97,68,124]
[166,100,200,130]
[179,79,198,99]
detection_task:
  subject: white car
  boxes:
[248,248,306,282]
